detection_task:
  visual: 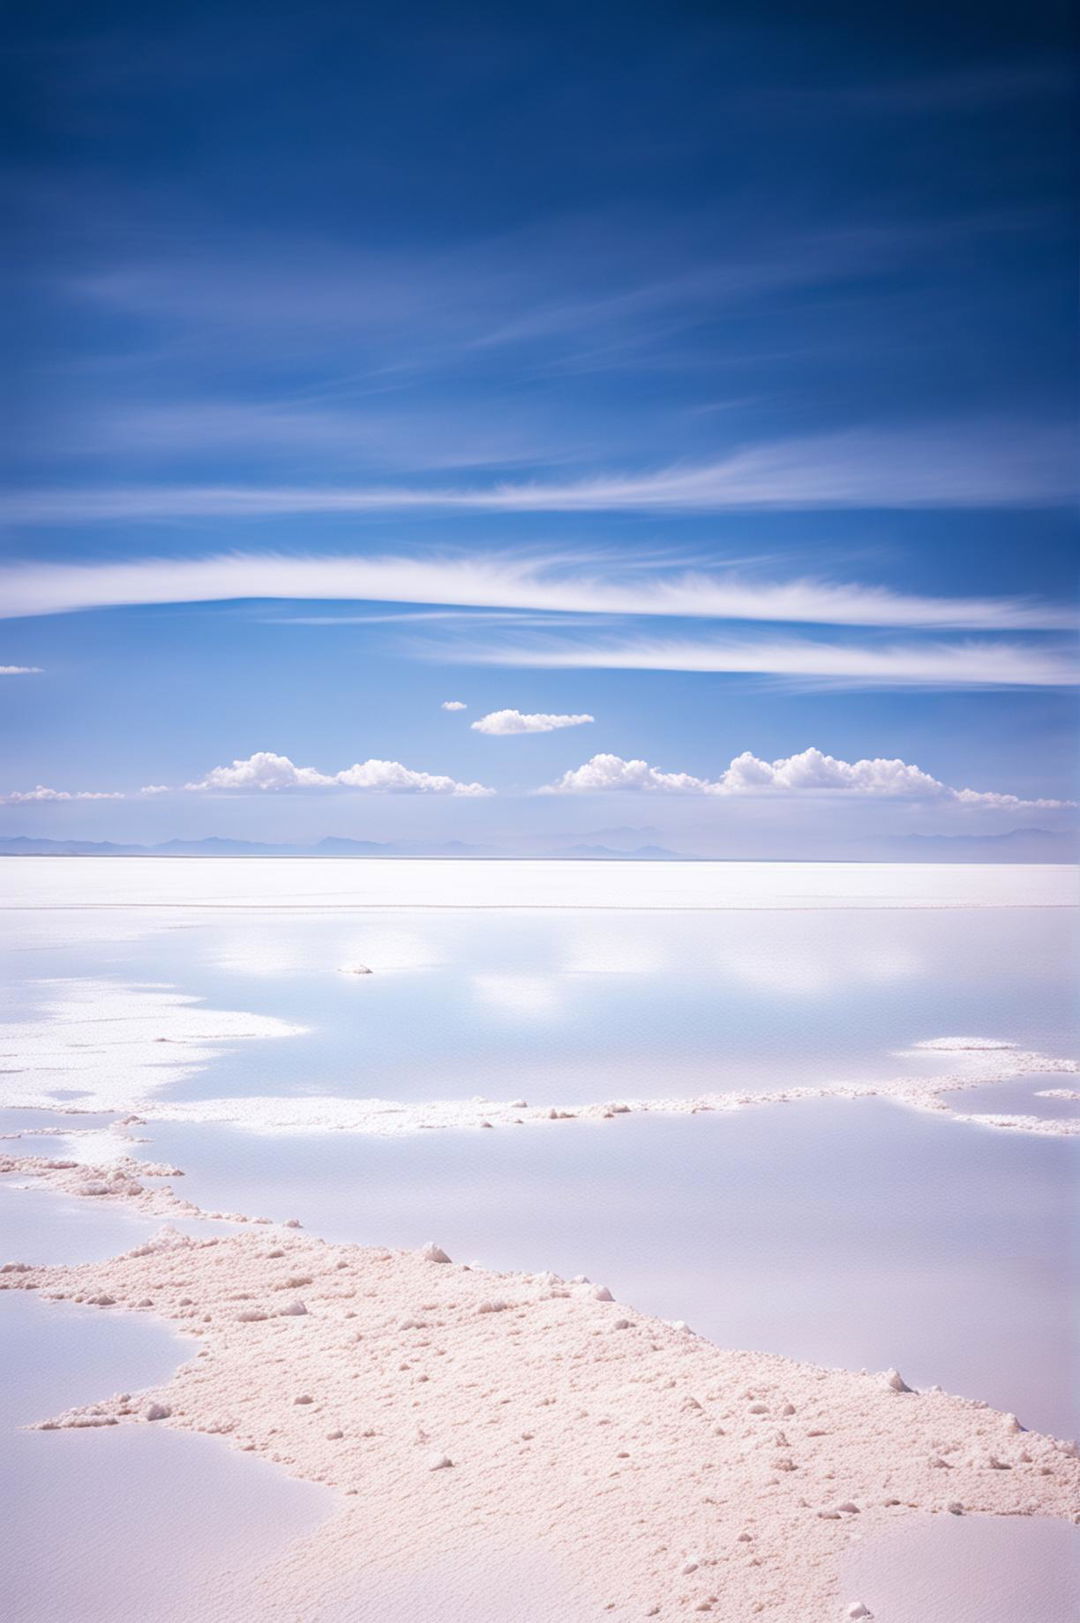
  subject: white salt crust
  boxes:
[0,977,303,1114]
[2,1195,1077,1623]
[6,1041,1077,1142]
[3,974,1075,1140]
[4,856,1072,913]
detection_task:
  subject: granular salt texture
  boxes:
[4,1224,1077,1622]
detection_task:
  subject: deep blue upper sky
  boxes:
[0,0,1075,851]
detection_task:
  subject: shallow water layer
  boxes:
[0,1291,331,1623]
[844,1513,1080,1623]
[952,1073,1080,1121]
[1,897,1075,1112]
[140,1097,1079,1438]
[0,1178,226,1265]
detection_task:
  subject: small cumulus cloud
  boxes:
[0,665,43,675]
[441,699,468,711]
[0,786,123,804]
[543,756,712,794]
[184,750,493,796]
[471,708,595,735]
[542,747,1073,809]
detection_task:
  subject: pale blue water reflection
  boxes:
[0,1292,330,1623]
[956,1074,1080,1122]
[3,905,1075,1108]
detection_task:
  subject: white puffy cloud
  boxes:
[471,708,594,735]
[184,750,492,796]
[0,665,42,675]
[333,759,491,794]
[721,749,948,797]
[543,754,713,794]
[0,786,123,804]
[191,752,332,791]
[441,699,468,711]
[542,747,1073,809]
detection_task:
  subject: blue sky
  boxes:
[1,0,1076,854]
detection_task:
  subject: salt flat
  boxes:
[0,858,1076,1620]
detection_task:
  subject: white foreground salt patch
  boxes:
[3,1216,1076,1622]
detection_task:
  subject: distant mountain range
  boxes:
[873,827,1078,863]
[0,829,1074,862]
[0,834,693,860]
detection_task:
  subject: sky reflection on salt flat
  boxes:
[1,903,1074,1110]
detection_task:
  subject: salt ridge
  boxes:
[6,1040,1076,1140]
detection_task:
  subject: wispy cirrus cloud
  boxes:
[458,633,1078,689]
[542,748,1075,809]
[471,708,594,735]
[0,550,1070,631]
[2,420,1071,520]
[0,665,42,675]
[59,215,966,371]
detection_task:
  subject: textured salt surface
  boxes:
[3,1215,1076,1623]
[130,1099,1080,1438]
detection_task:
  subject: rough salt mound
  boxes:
[3,1231,1077,1623]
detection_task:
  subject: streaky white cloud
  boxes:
[471,708,594,735]
[0,665,42,675]
[184,750,492,797]
[0,550,1069,631]
[0,786,123,804]
[0,421,1071,521]
[470,634,1078,688]
[441,699,468,710]
[542,748,1074,809]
